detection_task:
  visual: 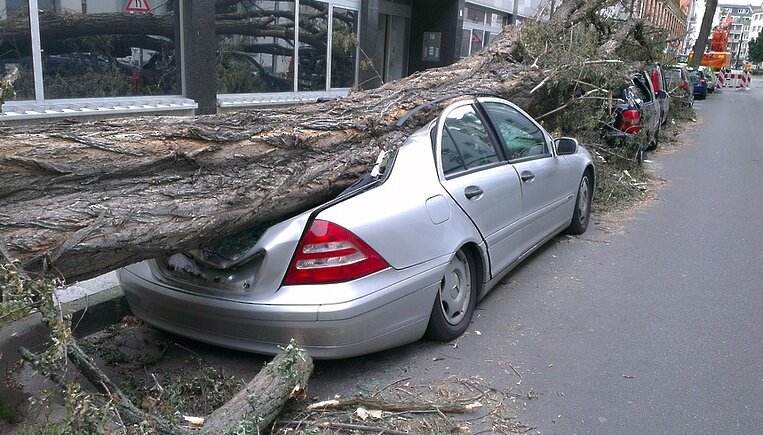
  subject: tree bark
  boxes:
[0,25,539,282]
[0,0,615,283]
[201,346,313,434]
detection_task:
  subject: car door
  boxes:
[478,98,576,253]
[631,74,660,145]
[436,101,524,276]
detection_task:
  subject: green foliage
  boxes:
[0,399,13,422]
[515,16,670,163]
[748,36,763,64]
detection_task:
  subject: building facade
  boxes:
[603,0,690,53]
[718,3,753,66]
[0,0,540,122]
[640,0,689,51]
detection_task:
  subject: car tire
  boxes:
[647,128,659,151]
[566,173,592,235]
[635,147,645,165]
[425,248,477,341]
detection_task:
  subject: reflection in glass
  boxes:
[460,29,470,59]
[330,7,357,88]
[470,30,484,56]
[298,1,328,91]
[217,0,295,94]
[36,1,178,99]
[0,3,34,100]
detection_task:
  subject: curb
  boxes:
[0,279,129,423]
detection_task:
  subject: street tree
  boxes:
[690,0,719,68]
[748,36,763,63]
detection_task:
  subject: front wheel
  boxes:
[425,248,477,341]
[566,173,592,235]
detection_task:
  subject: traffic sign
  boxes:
[125,0,151,13]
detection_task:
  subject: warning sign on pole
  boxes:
[125,0,151,13]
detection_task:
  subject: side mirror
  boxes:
[656,90,667,99]
[555,137,578,156]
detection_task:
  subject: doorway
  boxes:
[382,14,407,83]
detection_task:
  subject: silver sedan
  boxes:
[119,96,595,359]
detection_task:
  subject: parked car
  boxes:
[699,66,717,93]
[603,71,662,162]
[664,65,694,107]
[688,68,708,100]
[648,64,671,125]
[119,96,595,359]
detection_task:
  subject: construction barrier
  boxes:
[719,70,751,90]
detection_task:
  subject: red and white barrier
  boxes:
[718,70,750,90]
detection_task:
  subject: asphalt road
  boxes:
[300,82,763,434]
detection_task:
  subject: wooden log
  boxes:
[0,26,539,282]
[201,343,313,434]
[0,0,615,282]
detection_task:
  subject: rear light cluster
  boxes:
[283,220,390,285]
[680,80,689,90]
[620,108,641,134]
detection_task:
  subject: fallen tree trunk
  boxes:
[0,0,653,282]
[0,26,539,282]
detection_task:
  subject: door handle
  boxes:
[464,185,483,200]
[520,171,535,182]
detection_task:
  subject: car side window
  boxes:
[482,102,549,161]
[440,104,500,176]
[633,77,653,103]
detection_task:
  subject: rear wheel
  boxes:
[647,127,659,151]
[566,173,592,235]
[425,248,477,341]
[635,147,645,165]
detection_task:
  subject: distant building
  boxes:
[603,0,690,53]
[748,6,763,41]
[717,3,753,65]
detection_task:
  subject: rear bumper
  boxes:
[119,260,446,359]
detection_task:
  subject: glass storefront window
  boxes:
[38,1,179,99]
[470,29,484,55]
[298,1,329,91]
[465,7,485,25]
[460,29,470,59]
[216,0,296,94]
[0,2,34,100]
[330,7,358,88]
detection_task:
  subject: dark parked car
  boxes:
[603,71,661,163]
[689,68,708,100]
[665,65,694,107]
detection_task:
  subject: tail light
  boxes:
[680,80,688,90]
[620,108,641,134]
[283,220,389,285]
[700,77,706,84]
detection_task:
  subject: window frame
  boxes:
[477,97,554,164]
[433,99,507,180]
[433,97,555,181]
